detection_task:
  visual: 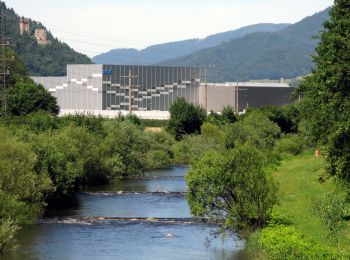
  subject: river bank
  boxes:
[245,152,350,258]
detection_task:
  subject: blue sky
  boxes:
[6,0,334,57]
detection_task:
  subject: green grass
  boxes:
[273,151,350,251]
[141,119,169,128]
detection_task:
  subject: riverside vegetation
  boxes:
[1,1,350,258]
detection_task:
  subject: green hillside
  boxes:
[159,8,331,82]
[0,1,91,76]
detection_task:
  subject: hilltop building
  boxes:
[19,18,30,35]
[32,64,293,118]
[34,28,49,45]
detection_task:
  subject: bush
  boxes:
[100,120,149,177]
[167,98,206,140]
[274,134,305,158]
[0,219,19,252]
[172,133,223,165]
[0,128,52,221]
[312,191,347,240]
[255,225,342,259]
[260,105,300,134]
[186,144,277,237]
[7,81,59,116]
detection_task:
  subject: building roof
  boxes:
[203,82,291,88]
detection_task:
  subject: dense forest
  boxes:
[92,23,289,65]
[159,8,331,82]
[0,1,91,76]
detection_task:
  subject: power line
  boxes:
[47,25,148,47]
[0,6,10,116]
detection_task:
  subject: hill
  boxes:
[92,23,289,65]
[0,1,91,76]
[159,8,331,82]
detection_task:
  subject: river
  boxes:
[1,167,245,260]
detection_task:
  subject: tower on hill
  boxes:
[35,28,49,45]
[19,17,30,35]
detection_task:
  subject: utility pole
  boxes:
[0,7,10,117]
[121,69,138,115]
[197,63,216,112]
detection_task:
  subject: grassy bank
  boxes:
[247,152,350,258]
[274,152,350,249]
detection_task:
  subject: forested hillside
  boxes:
[159,8,331,81]
[92,23,289,65]
[0,1,91,76]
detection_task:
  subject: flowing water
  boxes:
[1,167,245,260]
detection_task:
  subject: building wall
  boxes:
[198,83,293,113]
[237,87,292,112]
[102,65,199,111]
[199,84,236,112]
[32,64,103,110]
[19,18,30,35]
[34,29,49,45]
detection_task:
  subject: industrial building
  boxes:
[32,64,293,118]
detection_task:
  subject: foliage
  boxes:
[141,119,169,128]
[255,225,342,259]
[167,98,206,140]
[300,0,350,181]
[221,106,237,124]
[274,134,305,158]
[0,128,52,222]
[0,219,19,252]
[172,123,223,165]
[7,81,59,116]
[186,145,277,237]
[312,191,347,240]
[260,105,300,133]
[224,111,281,152]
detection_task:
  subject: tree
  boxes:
[167,98,206,140]
[186,145,277,237]
[7,81,59,116]
[221,105,237,124]
[301,1,350,181]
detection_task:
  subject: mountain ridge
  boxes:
[92,23,290,65]
[158,8,331,81]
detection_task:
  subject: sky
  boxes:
[6,0,334,57]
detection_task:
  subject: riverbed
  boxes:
[1,167,245,260]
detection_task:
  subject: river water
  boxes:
[1,167,245,260]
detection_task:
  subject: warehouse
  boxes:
[32,64,293,118]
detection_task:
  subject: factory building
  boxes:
[32,64,293,118]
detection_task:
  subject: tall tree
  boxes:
[167,98,206,140]
[301,0,350,181]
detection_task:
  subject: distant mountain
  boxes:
[0,1,91,76]
[92,23,290,65]
[159,8,331,81]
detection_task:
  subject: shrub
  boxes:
[167,98,206,140]
[312,191,346,240]
[186,144,277,237]
[256,225,342,259]
[274,134,305,158]
[0,128,52,221]
[172,134,223,165]
[7,81,59,116]
[221,105,237,124]
[0,219,19,252]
